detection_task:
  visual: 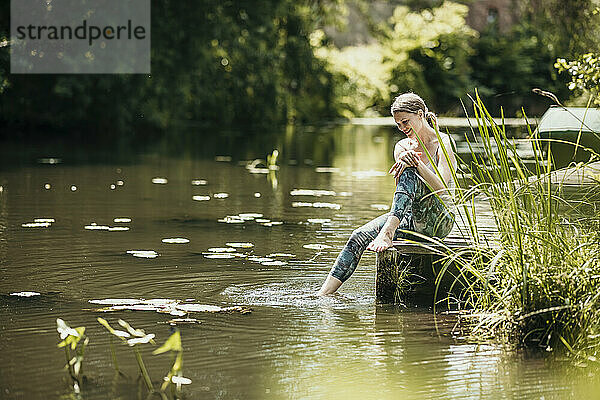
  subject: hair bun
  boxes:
[425,111,438,128]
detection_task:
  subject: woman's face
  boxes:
[393,110,424,138]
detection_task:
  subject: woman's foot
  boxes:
[317,275,343,295]
[367,234,393,252]
[367,216,400,252]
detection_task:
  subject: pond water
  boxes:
[1,124,599,399]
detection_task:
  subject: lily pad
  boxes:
[10,291,41,297]
[370,204,390,211]
[162,238,190,244]
[238,213,263,220]
[152,177,168,184]
[218,216,245,224]
[261,260,287,266]
[34,218,55,223]
[22,222,51,228]
[127,250,159,258]
[192,195,211,201]
[203,253,235,259]
[89,298,143,305]
[303,244,332,250]
[290,189,336,196]
[307,218,331,224]
[191,179,207,185]
[225,242,254,248]
[85,224,110,230]
[213,193,229,199]
[114,218,132,223]
[207,247,236,253]
[164,318,201,325]
[108,227,130,231]
[313,202,341,210]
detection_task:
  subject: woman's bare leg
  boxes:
[317,275,343,295]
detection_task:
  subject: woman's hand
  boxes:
[389,150,422,182]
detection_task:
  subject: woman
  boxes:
[317,92,457,295]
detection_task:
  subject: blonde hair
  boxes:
[390,92,438,128]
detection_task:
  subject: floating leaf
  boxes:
[261,261,287,266]
[127,250,159,258]
[85,224,110,230]
[213,193,229,199]
[303,244,332,250]
[108,226,129,231]
[10,291,40,297]
[165,318,200,325]
[290,189,336,196]
[192,195,211,201]
[114,218,132,223]
[152,177,168,184]
[162,238,190,244]
[203,253,235,259]
[34,218,55,223]
[238,213,263,220]
[225,242,254,248]
[191,180,207,186]
[90,298,142,305]
[208,247,236,253]
[175,304,223,313]
[307,218,331,224]
[266,253,295,258]
[22,222,51,228]
[370,204,390,211]
[255,218,270,223]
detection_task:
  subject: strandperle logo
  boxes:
[15,20,147,47]
[11,0,150,74]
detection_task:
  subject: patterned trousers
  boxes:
[329,167,455,282]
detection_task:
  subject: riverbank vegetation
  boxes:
[0,0,598,140]
[433,94,600,360]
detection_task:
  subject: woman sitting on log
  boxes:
[318,92,457,295]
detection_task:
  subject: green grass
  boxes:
[420,93,600,361]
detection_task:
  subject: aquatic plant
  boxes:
[400,92,600,360]
[431,93,600,360]
[153,330,192,397]
[97,318,156,393]
[56,318,88,394]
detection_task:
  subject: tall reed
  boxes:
[415,93,600,359]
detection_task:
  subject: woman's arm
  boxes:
[415,135,456,195]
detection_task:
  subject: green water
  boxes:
[1,124,599,399]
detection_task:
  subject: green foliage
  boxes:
[315,1,476,117]
[0,1,340,139]
[434,94,600,359]
[556,53,600,105]
[470,22,571,115]
[56,319,89,394]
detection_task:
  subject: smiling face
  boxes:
[393,110,424,138]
